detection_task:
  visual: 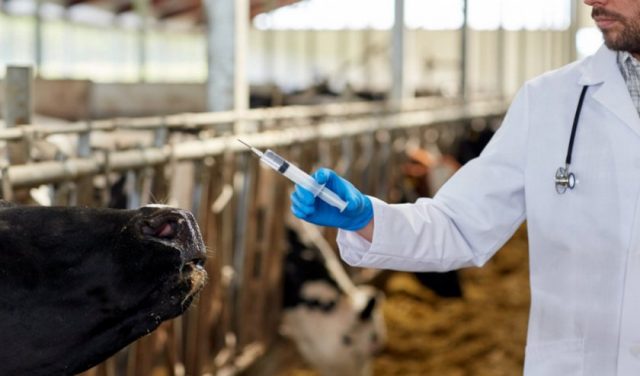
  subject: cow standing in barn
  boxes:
[0,202,207,375]
[280,222,386,376]
[401,145,464,297]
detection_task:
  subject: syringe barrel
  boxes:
[283,164,348,212]
[261,150,348,212]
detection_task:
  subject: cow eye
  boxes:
[342,335,352,346]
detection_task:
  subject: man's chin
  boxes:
[603,36,626,52]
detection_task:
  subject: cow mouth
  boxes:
[181,258,207,305]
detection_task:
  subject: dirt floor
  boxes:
[281,226,530,376]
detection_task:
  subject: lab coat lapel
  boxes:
[579,45,640,137]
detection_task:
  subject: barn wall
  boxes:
[248,29,574,98]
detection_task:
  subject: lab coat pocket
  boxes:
[524,339,584,376]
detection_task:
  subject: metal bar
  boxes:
[568,0,579,63]
[203,0,249,114]
[306,28,315,88]
[496,0,505,99]
[0,96,458,140]
[4,101,507,189]
[518,29,528,86]
[391,0,406,100]
[460,0,469,100]
[133,0,150,83]
[34,0,43,75]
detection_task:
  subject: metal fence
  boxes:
[1,71,507,375]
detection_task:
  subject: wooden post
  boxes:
[234,150,260,347]
[190,156,217,375]
[213,150,238,369]
[2,66,32,202]
[253,154,286,346]
[3,66,32,165]
[204,154,228,373]
[76,121,94,206]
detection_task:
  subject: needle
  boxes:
[237,139,264,158]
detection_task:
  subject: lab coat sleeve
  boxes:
[337,86,530,272]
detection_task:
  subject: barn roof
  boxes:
[2,0,302,25]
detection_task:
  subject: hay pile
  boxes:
[282,227,530,376]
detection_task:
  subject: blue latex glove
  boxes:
[290,168,373,231]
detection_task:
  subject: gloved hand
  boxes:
[290,168,373,231]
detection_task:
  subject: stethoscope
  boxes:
[555,85,589,194]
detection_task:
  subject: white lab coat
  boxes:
[337,45,640,376]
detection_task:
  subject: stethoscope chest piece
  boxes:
[555,166,575,194]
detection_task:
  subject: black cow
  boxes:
[0,202,207,375]
[401,147,463,298]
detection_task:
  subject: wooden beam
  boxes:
[114,2,133,14]
[66,0,92,7]
[157,0,200,19]
[114,0,161,15]
[249,0,300,18]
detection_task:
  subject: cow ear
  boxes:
[358,295,377,322]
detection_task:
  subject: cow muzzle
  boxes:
[138,207,208,295]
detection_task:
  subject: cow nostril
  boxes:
[142,220,178,239]
[156,222,175,238]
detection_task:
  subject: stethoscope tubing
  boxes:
[565,85,590,166]
[555,85,589,194]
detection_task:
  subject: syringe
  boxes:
[238,139,348,212]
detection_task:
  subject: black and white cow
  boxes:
[281,224,386,376]
[0,202,207,375]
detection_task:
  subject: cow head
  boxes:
[0,202,207,375]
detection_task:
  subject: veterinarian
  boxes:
[291,0,640,374]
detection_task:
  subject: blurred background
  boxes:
[0,1,601,375]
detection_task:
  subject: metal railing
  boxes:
[1,89,507,375]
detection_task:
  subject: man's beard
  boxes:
[593,7,640,53]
